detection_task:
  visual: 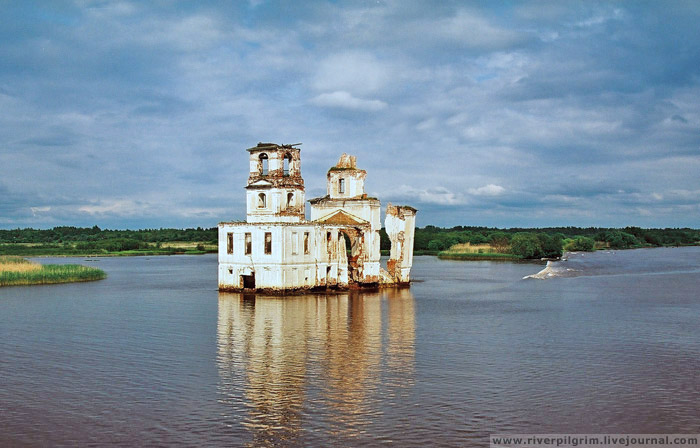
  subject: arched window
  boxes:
[259,153,268,175]
[257,193,266,208]
[287,192,294,208]
[284,153,292,176]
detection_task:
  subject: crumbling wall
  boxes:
[384,203,417,284]
[336,153,356,169]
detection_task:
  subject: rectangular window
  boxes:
[303,232,310,254]
[227,232,233,254]
[326,231,332,251]
[292,232,298,255]
[264,232,272,255]
[339,178,345,194]
[245,233,252,255]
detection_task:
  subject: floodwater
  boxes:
[1,247,699,446]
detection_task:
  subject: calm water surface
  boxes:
[1,248,699,446]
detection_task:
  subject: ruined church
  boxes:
[218,143,416,292]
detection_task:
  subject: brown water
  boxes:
[1,248,699,446]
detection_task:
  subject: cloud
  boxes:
[0,2,699,229]
[574,8,624,29]
[426,9,526,50]
[312,52,393,95]
[310,91,387,111]
[325,5,530,52]
[392,185,464,206]
[468,184,506,196]
[78,199,149,216]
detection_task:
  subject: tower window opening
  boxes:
[287,192,294,208]
[259,153,268,175]
[257,193,266,209]
[284,153,292,176]
[339,178,345,194]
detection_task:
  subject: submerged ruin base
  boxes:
[218,281,411,296]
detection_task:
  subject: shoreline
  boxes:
[2,242,697,263]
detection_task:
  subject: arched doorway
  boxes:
[339,228,363,283]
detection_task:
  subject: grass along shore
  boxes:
[0,256,106,286]
[437,243,523,261]
[438,252,523,261]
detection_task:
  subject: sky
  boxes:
[1,0,699,229]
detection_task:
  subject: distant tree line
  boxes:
[0,226,218,244]
[2,225,698,259]
[0,226,218,256]
[381,225,699,259]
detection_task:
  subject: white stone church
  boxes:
[218,142,416,292]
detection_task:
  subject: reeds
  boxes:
[440,243,496,254]
[437,243,522,261]
[0,256,42,273]
[0,256,106,286]
[437,252,522,261]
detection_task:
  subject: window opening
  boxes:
[284,153,292,176]
[245,233,252,255]
[259,153,268,175]
[264,232,272,254]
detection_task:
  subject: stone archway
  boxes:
[339,227,364,284]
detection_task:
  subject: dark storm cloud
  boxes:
[0,1,699,228]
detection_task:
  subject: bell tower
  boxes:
[326,153,366,199]
[245,143,305,223]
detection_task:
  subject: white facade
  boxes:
[218,144,416,292]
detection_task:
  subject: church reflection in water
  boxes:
[216,288,415,446]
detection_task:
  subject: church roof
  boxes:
[246,142,302,152]
[314,209,368,226]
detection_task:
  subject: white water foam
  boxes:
[523,253,580,280]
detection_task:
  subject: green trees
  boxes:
[595,230,640,249]
[537,233,564,258]
[564,236,595,252]
[0,227,218,244]
[2,225,698,257]
[427,240,446,251]
[488,232,511,253]
[509,233,541,258]
[509,232,563,259]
